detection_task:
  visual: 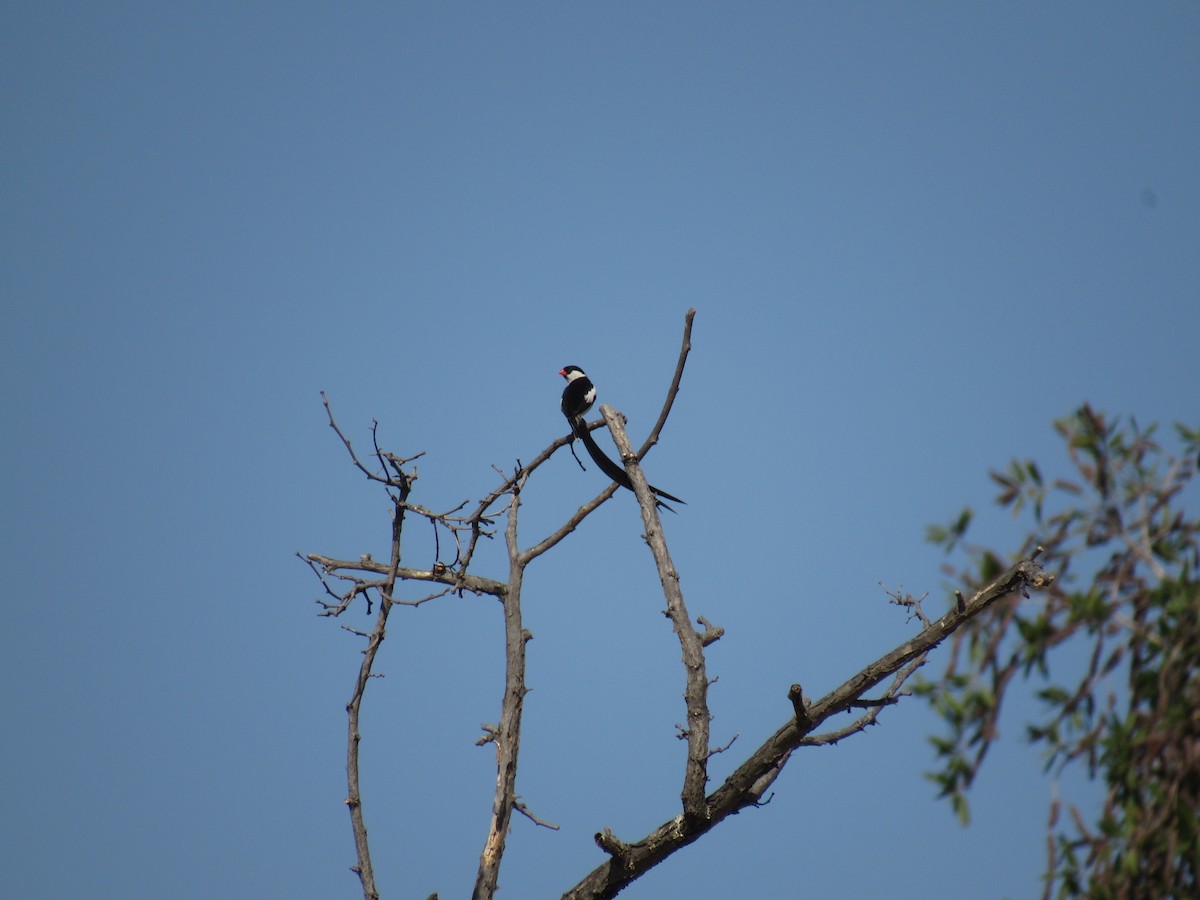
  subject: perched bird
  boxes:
[559,365,596,438]
[558,365,685,512]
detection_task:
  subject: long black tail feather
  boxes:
[571,416,685,512]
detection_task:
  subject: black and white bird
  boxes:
[559,364,596,439]
[558,365,685,512]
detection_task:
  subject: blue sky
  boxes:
[3,3,1198,898]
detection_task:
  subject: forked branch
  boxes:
[307,310,698,900]
[563,553,1052,899]
[474,311,696,898]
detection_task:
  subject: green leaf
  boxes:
[951,791,971,826]
[1037,685,1070,705]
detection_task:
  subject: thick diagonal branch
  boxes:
[602,405,710,821]
[562,553,1052,899]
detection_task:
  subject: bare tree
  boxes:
[301,309,1051,899]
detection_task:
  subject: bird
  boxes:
[559,365,596,438]
[558,365,685,512]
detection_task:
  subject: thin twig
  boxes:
[636,308,696,459]
[514,800,560,830]
[321,390,424,486]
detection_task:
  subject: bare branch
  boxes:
[595,828,631,859]
[460,432,612,572]
[514,799,560,831]
[788,685,811,729]
[306,552,507,600]
[602,405,711,823]
[299,551,377,616]
[881,583,932,628]
[708,733,739,756]
[635,307,695,459]
[343,468,414,900]
[696,616,724,647]
[473,470,532,900]
[320,390,424,487]
[562,554,1052,899]
[519,479,619,565]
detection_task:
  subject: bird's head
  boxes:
[559,365,586,381]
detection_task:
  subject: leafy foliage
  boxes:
[920,405,1200,898]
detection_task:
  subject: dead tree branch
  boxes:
[562,553,1053,899]
[474,313,697,896]
[635,307,695,459]
[472,467,531,900]
[602,405,712,822]
[343,459,414,900]
[306,311,698,899]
